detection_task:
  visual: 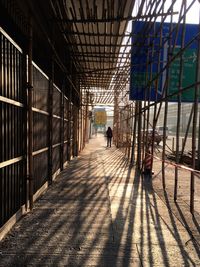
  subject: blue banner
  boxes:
[130,21,199,102]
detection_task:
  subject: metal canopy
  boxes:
[50,0,135,105]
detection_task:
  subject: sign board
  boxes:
[168,47,197,101]
[94,109,107,126]
[130,21,198,102]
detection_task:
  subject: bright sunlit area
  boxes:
[131,0,200,24]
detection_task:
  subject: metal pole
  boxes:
[180,105,194,159]
[174,0,186,202]
[162,8,172,190]
[127,105,132,160]
[137,101,142,170]
[74,106,79,156]
[197,103,200,169]
[84,91,89,144]
[197,15,200,171]
[190,15,200,214]
[27,15,33,210]
[113,93,119,148]
[67,87,72,160]
[48,57,53,184]
[172,137,174,152]
[130,102,138,164]
[60,90,64,170]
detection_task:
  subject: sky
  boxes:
[132,0,200,24]
[162,0,200,24]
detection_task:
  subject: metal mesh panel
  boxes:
[52,146,60,175]
[0,161,25,227]
[33,151,48,193]
[32,64,49,192]
[32,66,49,111]
[33,112,48,151]
[52,117,61,145]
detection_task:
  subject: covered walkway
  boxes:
[0,135,199,266]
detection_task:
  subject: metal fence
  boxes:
[0,28,82,228]
[0,29,26,227]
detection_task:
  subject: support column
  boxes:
[67,87,72,161]
[60,89,64,170]
[190,19,200,214]
[48,57,53,184]
[130,102,138,164]
[83,91,89,145]
[136,101,142,170]
[27,15,33,210]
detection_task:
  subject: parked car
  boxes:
[140,129,162,145]
[156,126,169,139]
[147,129,162,145]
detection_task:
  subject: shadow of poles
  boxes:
[121,169,142,267]
[153,162,200,260]
[64,149,126,266]
[0,158,92,265]
[145,177,196,266]
[140,175,154,266]
[97,164,141,266]
[143,175,171,267]
[72,148,130,266]
[174,199,200,257]
[52,152,106,266]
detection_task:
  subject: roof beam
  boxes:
[72,51,130,56]
[63,32,131,37]
[70,43,131,47]
[57,11,178,23]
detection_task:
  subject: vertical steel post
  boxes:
[77,106,80,153]
[60,90,64,170]
[84,91,89,145]
[130,102,138,164]
[27,15,33,210]
[73,106,78,156]
[190,18,200,214]
[67,87,72,160]
[180,105,194,158]
[172,137,174,152]
[142,101,147,168]
[137,101,142,170]
[197,16,200,171]
[161,14,172,190]
[48,57,53,184]
[113,93,119,147]
[80,94,83,151]
[22,41,28,209]
[174,1,186,202]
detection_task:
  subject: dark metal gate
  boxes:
[0,29,26,227]
[0,27,82,229]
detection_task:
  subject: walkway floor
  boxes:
[0,134,200,266]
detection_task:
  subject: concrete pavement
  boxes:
[0,134,199,266]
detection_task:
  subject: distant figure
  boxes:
[95,127,97,136]
[106,127,113,147]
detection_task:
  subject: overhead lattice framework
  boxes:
[51,0,135,104]
[50,0,185,105]
[4,0,195,106]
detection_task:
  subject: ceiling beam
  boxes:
[69,43,131,47]
[57,11,178,23]
[63,32,131,37]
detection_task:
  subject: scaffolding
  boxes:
[113,0,200,215]
[0,0,200,233]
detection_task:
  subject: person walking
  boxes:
[106,127,113,147]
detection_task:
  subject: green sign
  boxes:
[169,48,197,101]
